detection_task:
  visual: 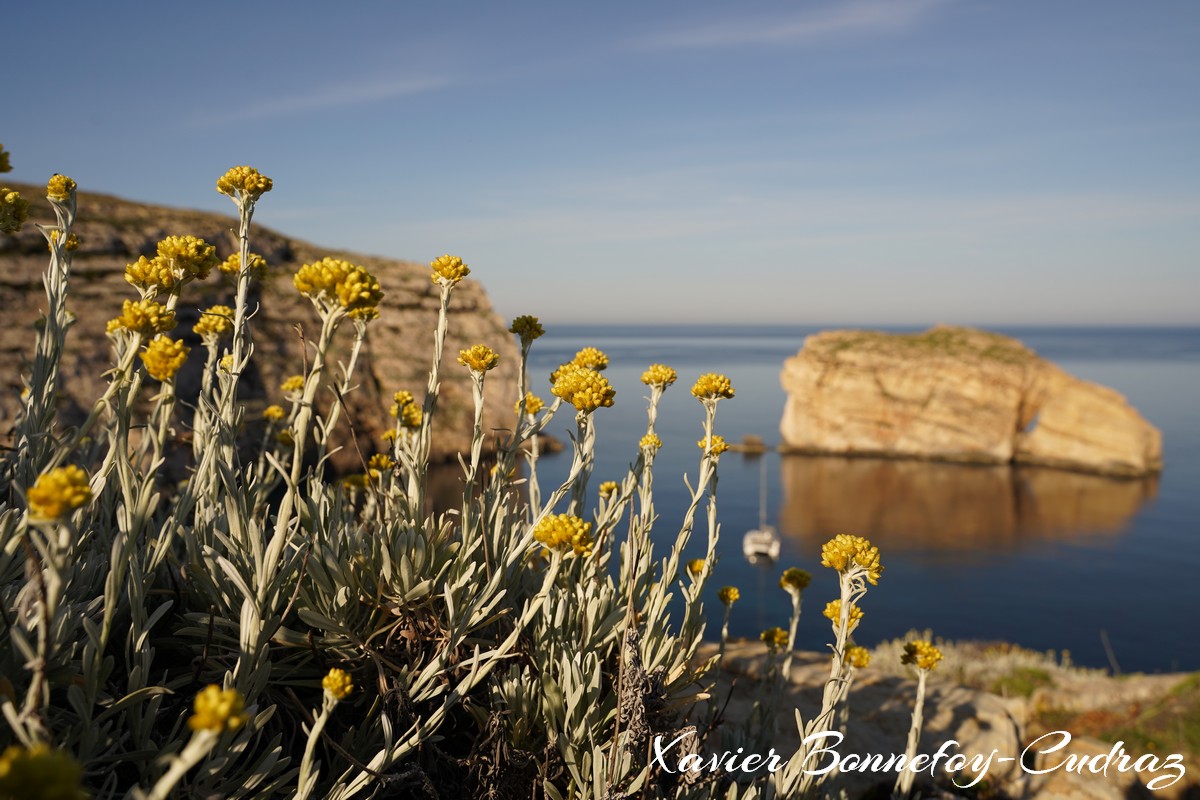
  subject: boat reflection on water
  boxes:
[777,455,1159,556]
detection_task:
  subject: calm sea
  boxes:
[528,325,1200,674]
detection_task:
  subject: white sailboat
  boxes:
[743,456,781,563]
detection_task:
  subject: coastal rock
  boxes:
[779,326,1162,477]
[0,184,520,467]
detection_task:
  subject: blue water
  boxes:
[528,326,1200,673]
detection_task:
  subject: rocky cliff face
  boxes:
[0,184,520,466]
[780,325,1161,477]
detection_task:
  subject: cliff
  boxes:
[780,325,1162,477]
[0,183,520,467]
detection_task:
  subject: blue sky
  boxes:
[5,1,1199,324]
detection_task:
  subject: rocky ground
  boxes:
[698,639,1200,798]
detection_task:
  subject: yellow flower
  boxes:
[294,257,384,320]
[551,365,615,413]
[322,668,354,701]
[140,335,190,381]
[571,347,608,371]
[368,453,395,472]
[823,599,864,632]
[691,373,735,401]
[846,646,871,669]
[779,567,812,594]
[639,432,662,451]
[27,465,91,520]
[0,743,87,800]
[48,230,79,252]
[641,364,677,388]
[820,534,883,585]
[262,405,286,422]
[0,187,31,234]
[219,354,234,372]
[106,298,177,336]
[761,627,789,651]
[901,640,943,672]
[281,374,305,394]
[341,473,369,490]
[0,144,10,173]
[193,305,234,338]
[686,558,707,577]
[219,252,268,280]
[697,434,729,456]
[381,429,398,443]
[509,315,544,346]
[392,390,415,408]
[156,235,218,282]
[717,586,740,605]
[277,429,295,447]
[598,480,619,498]
[532,513,594,557]
[46,174,76,202]
[188,685,249,733]
[430,254,470,285]
[515,392,544,415]
[399,402,422,429]
[457,344,500,373]
[216,166,273,201]
[124,255,175,293]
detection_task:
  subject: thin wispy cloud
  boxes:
[632,0,945,50]
[202,75,452,125]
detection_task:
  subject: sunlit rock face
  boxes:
[777,455,1158,553]
[780,325,1161,477]
[0,184,519,468]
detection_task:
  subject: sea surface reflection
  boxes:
[777,456,1158,557]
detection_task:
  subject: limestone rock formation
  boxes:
[0,183,520,467]
[780,325,1161,477]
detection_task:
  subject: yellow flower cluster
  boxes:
[509,314,544,345]
[0,743,86,800]
[717,586,740,605]
[691,373,736,401]
[571,347,608,371]
[219,355,234,372]
[188,685,249,732]
[219,252,268,280]
[551,365,615,413]
[761,627,789,650]
[901,640,943,672]
[281,375,305,394]
[262,405,286,421]
[106,298,177,336]
[599,480,618,498]
[779,567,812,593]
[27,465,92,520]
[515,392,544,415]
[193,305,234,338]
[430,254,470,285]
[823,599,864,631]
[686,558,707,577]
[0,187,31,234]
[457,344,500,373]
[846,646,872,669]
[49,230,79,252]
[46,173,76,202]
[697,434,729,456]
[216,166,273,201]
[641,363,677,388]
[368,453,395,472]
[640,432,662,451]
[341,473,369,490]
[392,389,415,408]
[398,402,422,429]
[294,257,384,320]
[532,513,594,557]
[820,534,883,585]
[322,668,354,701]
[140,335,190,381]
[157,235,218,281]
